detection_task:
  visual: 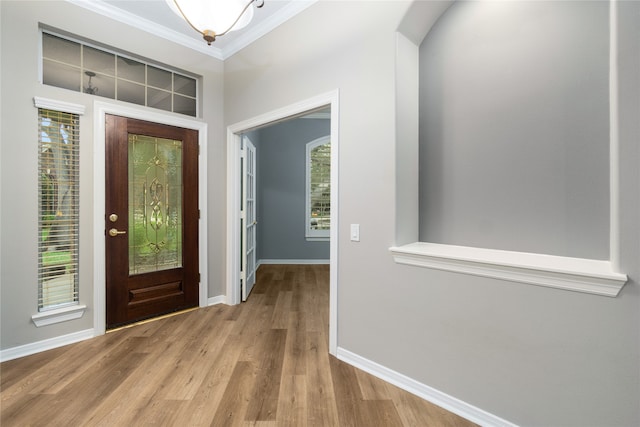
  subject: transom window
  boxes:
[41,31,198,117]
[306,136,331,240]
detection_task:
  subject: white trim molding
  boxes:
[207,295,227,306]
[0,329,95,363]
[220,0,318,59]
[336,347,518,427]
[31,304,87,327]
[33,96,86,115]
[66,0,224,59]
[390,243,627,297]
[66,0,319,61]
[258,259,330,266]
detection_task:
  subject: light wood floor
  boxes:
[1,264,476,426]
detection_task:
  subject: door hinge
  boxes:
[198,209,201,219]
[198,144,200,155]
[198,273,201,283]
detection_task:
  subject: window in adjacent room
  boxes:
[306,136,331,240]
[38,108,80,311]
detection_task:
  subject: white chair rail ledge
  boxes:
[389,242,627,297]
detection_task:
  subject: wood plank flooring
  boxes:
[1,264,477,426]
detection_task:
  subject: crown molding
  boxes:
[66,0,225,59]
[220,0,318,59]
[66,0,319,61]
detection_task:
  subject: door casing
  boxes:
[93,101,208,336]
[226,90,339,355]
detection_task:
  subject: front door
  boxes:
[105,114,199,328]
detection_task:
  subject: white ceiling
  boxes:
[68,0,317,60]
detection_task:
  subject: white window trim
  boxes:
[390,3,628,298]
[32,304,88,327]
[34,97,86,115]
[390,243,626,297]
[306,136,331,241]
[32,97,86,326]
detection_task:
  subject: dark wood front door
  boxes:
[105,114,199,329]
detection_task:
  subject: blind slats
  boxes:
[38,108,80,311]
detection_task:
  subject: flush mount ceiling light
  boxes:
[165,0,265,45]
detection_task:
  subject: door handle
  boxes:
[108,228,127,237]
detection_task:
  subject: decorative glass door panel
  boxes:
[128,134,183,275]
[105,114,199,329]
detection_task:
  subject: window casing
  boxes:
[306,137,331,240]
[38,108,80,311]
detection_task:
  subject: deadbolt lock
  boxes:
[109,213,118,223]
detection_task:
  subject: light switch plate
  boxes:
[350,224,360,242]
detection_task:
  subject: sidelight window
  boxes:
[38,108,80,311]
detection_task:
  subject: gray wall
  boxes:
[419,0,610,259]
[225,1,640,426]
[247,117,330,261]
[0,1,226,349]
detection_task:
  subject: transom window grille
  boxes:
[38,108,80,311]
[41,31,198,117]
[306,137,331,240]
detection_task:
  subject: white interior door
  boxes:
[241,136,257,301]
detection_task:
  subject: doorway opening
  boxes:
[239,110,331,301]
[226,91,339,355]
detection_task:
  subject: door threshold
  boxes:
[106,307,199,333]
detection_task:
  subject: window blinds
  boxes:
[38,109,80,311]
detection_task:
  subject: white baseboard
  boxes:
[336,347,517,427]
[207,295,226,306]
[258,259,330,267]
[0,328,96,363]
